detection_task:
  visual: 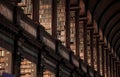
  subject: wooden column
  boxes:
[108,52,110,77]
[110,55,114,77]
[75,10,80,57]
[12,6,21,77]
[104,47,106,77]
[93,34,99,70]
[101,44,105,77]
[113,59,116,77]
[86,26,94,66]
[99,41,104,76]
[96,37,100,73]
[83,21,87,62]
[52,0,57,38]
[37,50,43,77]
[116,63,119,77]
[116,64,119,77]
[90,28,94,68]
[112,58,114,77]
[115,61,118,77]
[12,33,21,77]
[109,55,112,77]
[114,62,117,77]
[33,0,40,23]
[105,49,109,77]
[65,0,70,49]
[56,63,60,77]
[115,64,117,77]
[118,66,120,77]
[118,65,120,77]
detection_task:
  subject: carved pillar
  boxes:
[111,58,114,77]
[110,55,112,77]
[116,64,119,77]
[65,0,70,49]
[98,41,104,76]
[96,37,100,73]
[33,0,39,23]
[116,63,119,77]
[104,48,109,77]
[90,27,94,68]
[105,49,109,77]
[93,34,99,71]
[52,0,57,38]
[101,44,105,77]
[114,62,117,77]
[79,21,85,60]
[110,55,113,77]
[79,17,87,62]
[107,52,110,77]
[103,47,106,77]
[75,10,80,57]
[113,59,116,77]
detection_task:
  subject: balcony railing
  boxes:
[19,9,37,38]
[58,44,70,61]
[39,29,56,51]
[71,54,79,68]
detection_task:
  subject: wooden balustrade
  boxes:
[58,44,70,61]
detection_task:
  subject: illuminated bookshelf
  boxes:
[93,38,97,71]
[79,21,84,60]
[20,59,36,77]
[39,0,52,34]
[86,30,91,66]
[18,0,33,19]
[0,47,11,76]
[43,70,55,77]
[57,0,66,46]
[70,11,76,55]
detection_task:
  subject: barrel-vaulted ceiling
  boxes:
[87,0,120,59]
[71,0,120,59]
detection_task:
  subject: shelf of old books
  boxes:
[20,59,36,77]
[0,47,12,76]
[70,11,76,55]
[86,30,91,66]
[79,21,84,60]
[57,0,66,46]
[18,0,33,19]
[43,70,55,77]
[39,0,52,35]
[87,46,91,66]
[93,38,97,71]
